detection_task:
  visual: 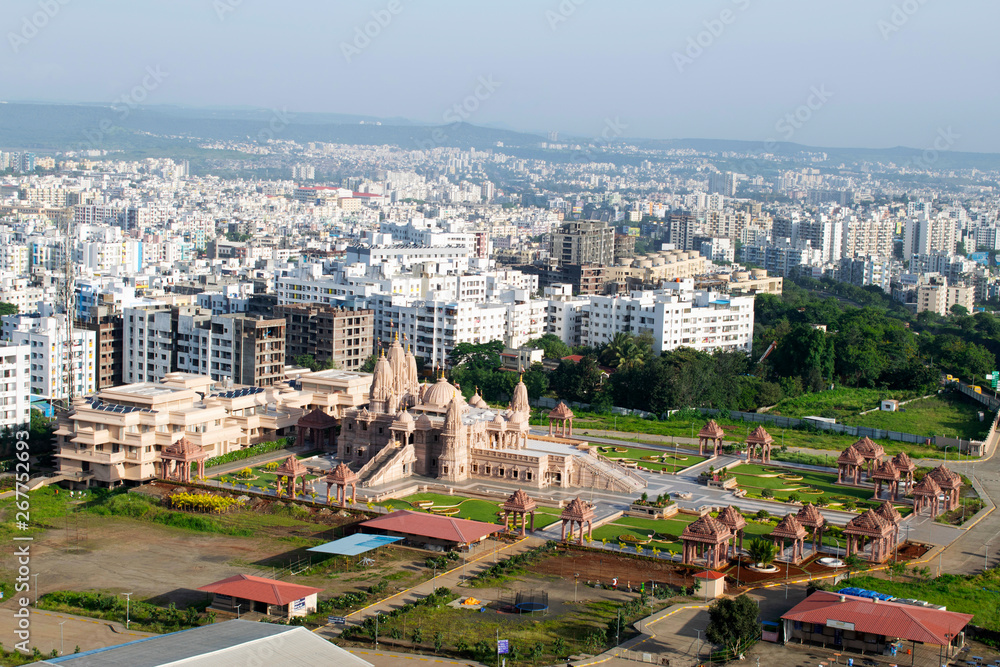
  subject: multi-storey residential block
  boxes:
[275,304,374,371]
[2,313,96,402]
[0,342,31,428]
[550,220,614,267]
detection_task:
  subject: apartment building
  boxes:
[126,304,286,387]
[550,220,614,267]
[915,277,975,316]
[77,304,124,389]
[2,313,96,402]
[274,304,374,371]
[54,375,248,487]
[579,289,755,355]
[0,342,31,428]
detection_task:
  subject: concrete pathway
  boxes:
[315,536,541,641]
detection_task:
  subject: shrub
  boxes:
[755,509,770,520]
[761,489,774,499]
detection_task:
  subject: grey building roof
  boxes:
[33,620,371,667]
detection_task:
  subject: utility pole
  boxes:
[123,592,132,630]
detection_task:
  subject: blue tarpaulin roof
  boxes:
[307,534,402,556]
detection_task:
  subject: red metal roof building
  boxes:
[198,574,322,620]
[782,591,972,659]
[360,510,502,550]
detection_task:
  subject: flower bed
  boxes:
[431,507,460,516]
[618,533,652,544]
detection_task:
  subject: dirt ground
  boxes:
[532,548,697,590]
[0,516,285,607]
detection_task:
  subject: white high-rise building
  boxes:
[577,288,755,355]
[0,342,31,428]
[1,314,96,402]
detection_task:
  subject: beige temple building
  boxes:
[338,337,638,492]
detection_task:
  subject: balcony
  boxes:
[58,447,125,464]
[70,428,111,446]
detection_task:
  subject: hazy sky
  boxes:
[2,0,997,151]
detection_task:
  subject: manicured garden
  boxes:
[219,460,320,493]
[532,407,979,460]
[594,445,707,472]
[377,492,562,530]
[728,463,912,515]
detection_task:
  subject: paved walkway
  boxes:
[0,606,153,658]
[315,536,540,641]
[347,648,480,666]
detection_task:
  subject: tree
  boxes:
[0,302,17,317]
[360,353,378,373]
[527,333,571,360]
[746,538,776,568]
[705,594,760,656]
[950,304,969,317]
[449,341,503,369]
[601,332,646,371]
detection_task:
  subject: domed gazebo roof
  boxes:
[560,497,594,522]
[928,465,962,490]
[326,462,358,484]
[771,514,808,541]
[162,436,208,461]
[871,460,900,481]
[852,436,885,460]
[503,489,537,513]
[549,401,574,420]
[717,505,746,532]
[698,420,726,439]
[912,475,942,497]
[844,509,892,539]
[274,455,308,478]
[681,515,732,544]
[875,500,902,525]
[746,426,773,445]
[796,503,826,529]
[892,451,917,474]
[837,444,865,466]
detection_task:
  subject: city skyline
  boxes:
[2,1,997,151]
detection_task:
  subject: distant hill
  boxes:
[0,103,545,152]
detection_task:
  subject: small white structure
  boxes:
[880,399,899,412]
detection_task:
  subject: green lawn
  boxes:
[594,445,707,472]
[225,465,319,492]
[534,409,977,460]
[848,395,990,440]
[377,493,561,529]
[729,464,912,515]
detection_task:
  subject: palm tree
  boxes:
[746,538,777,568]
[603,332,646,371]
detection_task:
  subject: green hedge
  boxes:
[195,438,293,472]
[37,591,205,634]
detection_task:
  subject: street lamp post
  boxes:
[574,573,580,603]
[32,573,39,605]
[124,592,133,630]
